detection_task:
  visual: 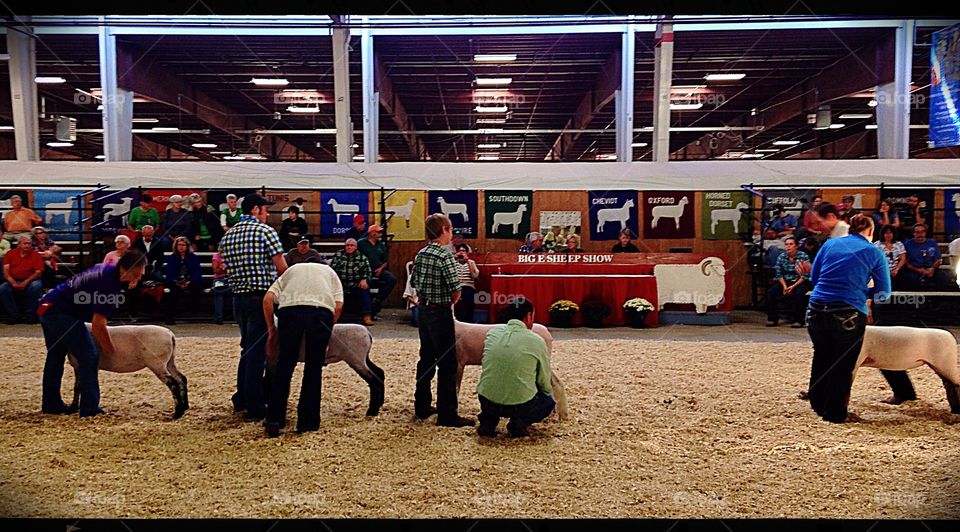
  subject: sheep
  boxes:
[436,196,469,222]
[102,197,133,226]
[596,199,634,233]
[327,198,360,225]
[42,198,77,225]
[491,204,527,235]
[453,319,569,421]
[709,202,748,234]
[653,257,726,313]
[854,325,960,414]
[651,196,689,230]
[388,198,418,228]
[263,322,386,416]
[952,192,960,220]
[66,324,188,419]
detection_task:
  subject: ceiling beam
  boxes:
[375,54,430,160]
[546,50,620,161]
[671,32,897,159]
[133,135,210,161]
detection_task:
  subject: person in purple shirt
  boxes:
[37,250,146,417]
[805,214,895,423]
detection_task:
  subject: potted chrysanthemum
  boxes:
[623,297,655,328]
[548,299,579,328]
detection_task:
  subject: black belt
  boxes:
[419,301,451,308]
[808,301,857,312]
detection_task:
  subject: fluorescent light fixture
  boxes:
[35,76,66,84]
[251,78,289,86]
[865,124,878,129]
[351,143,359,148]
[740,153,764,158]
[0,126,14,131]
[838,113,873,120]
[191,143,218,148]
[868,99,878,107]
[210,151,233,155]
[478,143,503,149]
[829,123,846,129]
[95,155,105,159]
[222,155,246,160]
[631,142,648,148]
[477,154,500,161]
[46,142,74,147]
[132,118,159,123]
[597,154,618,160]
[704,73,745,81]
[286,105,320,113]
[223,154,267,160]
[772,140,801,146]
[475,77,513,86]
[670,102,704,110]
[475,105,508,113]
[352,155,365,161]
[477,118,506,124]
[151,127,179,132]
[756,148,780,153]
[474,54,517,62]
[477,128,504,134]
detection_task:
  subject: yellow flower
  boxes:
[549,299,579,313]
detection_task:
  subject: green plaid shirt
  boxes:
[330,250,372,286]
[412,242,461,305]
[219,215,284,294]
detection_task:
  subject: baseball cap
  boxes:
[241,192,275,213]
[842,194,854,201]
[298,235,311,244]
[368,224,383,233]
[169,194,183,203]
[353,214,365,224]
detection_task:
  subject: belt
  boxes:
[419,301,451,308]
[808,301,857,312]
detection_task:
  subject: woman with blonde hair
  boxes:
[102,234,131,266]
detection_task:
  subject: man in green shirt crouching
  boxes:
[476,299,555,438]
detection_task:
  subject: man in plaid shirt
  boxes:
[412,214,474,427]
[219,193,288,421]
[329,238,375,326]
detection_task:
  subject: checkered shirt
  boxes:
[219,215,284,294]
[412,242,461,305]
[329,250,372,286]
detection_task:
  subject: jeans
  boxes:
[233,293,269,416]
[372,270,398,304]
[415,304,460,421]
[345,285,372,315]
[766,280,809,323]
[163,281,203,321]
[478,392,555,430]
[806,302,867,422]
[454,286,476,323]
[0,279,43,320]
[212,284,233,322]
[40,308,100,415]
[267,306,334,430]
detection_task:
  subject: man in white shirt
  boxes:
[262,258,344,437]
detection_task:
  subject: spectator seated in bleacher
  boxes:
[0,231,9,258]
[163,236,203,325]
[345,215,367,241]
[102,234,131,266]
[2,195,42,243]
[357,224,397,319]
[190,194,225,252]
[765,236,811,327]
[31,226,61,288]
[838,194,860,223]
[760,228,785,267]
[219,193,242,232]
[453,243,479,323]
[871,199,900,238]
[800,195,827,240]
[896,194,928,242]
[160,194,193,246]
[0,235,44,324]
[611,228,640,253]
[874,224,907,289]
[518,231,545,253]
[278,206,308,252]
[768,204,797,238]
[133,225,167,283]
[127,193,160,233]
[900,223,953,291]
[211,244,232,325]
[329,238,374,326]
[285,236,324,266]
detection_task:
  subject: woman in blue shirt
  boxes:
[163,236,203,325]
[766,236,811,327]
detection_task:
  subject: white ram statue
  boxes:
[654,257,726,314]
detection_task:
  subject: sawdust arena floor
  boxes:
[0,333,958,518]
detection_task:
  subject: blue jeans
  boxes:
[233,293,269,416]
[372,270,398,304]
[0,280,42,320]
[212,284,233,322]
[345,285,372,315]
[40,308,100,415]
[478,392,555,429]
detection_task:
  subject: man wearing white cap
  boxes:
[220,194,242,231]
[160,194,193,245]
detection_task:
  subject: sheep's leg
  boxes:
[360,357,386,416]
[550,373,569,421]
[940,376,960,414]
[163,376,186,419]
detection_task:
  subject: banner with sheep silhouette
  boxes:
[94,188,142,233]
[642,191,695,239]
[32,189,83,241]
[320,190,370,238]
[428,191,478,238]
[264,190,321,238]
[701,191,752,240]
[588,190,638,241]
[485,190,533,240]
[374,190,425,241]
[944,188,960,240]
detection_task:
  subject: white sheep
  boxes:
[651,196,689,230]
[491,204,527,235]
[327,198,360,225]
[854,325,960,414]
[436,196,469,222]
[596,199,634,233]
[388,198,418,228]
[453,319,569,421]
[67,324,188,419]
[102,197,133,225]
[43,198,77,225]
[654,257,726,313]
[710,202,748,234]
[952,192,960,220]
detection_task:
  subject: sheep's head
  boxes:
[679,196,689,205]
[700,257,726,277]
[518,204,528,212]
[624,199,635,208]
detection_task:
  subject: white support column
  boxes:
[616,20,636,162]
[652,22,674,162]
[6,22,39,161]
[877,19,914,159]
[98,23,133,161]
[332,19,353,163]
[360,20,378,163]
